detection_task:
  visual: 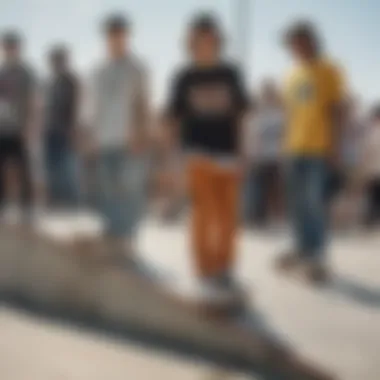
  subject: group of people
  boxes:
[1,11,380,309]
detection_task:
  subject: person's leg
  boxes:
[297,158,331,283]
[0,138,7,211]
[364,180,375,227]
[60,143,81,208]
[10,136,32,221]
[275,157,308,270]
[373,180,380,224]
[44,133,61,206]
[95,150,122,250]
[214,164,240,277]
[187,157,216,278]
[241,165,255,224]
[288,158,309,253]
[303,159,329,260]
[252,164,266,225]
[268,163,282,223]
[117,152,149,244]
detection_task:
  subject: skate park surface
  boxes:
[1,214,380,380]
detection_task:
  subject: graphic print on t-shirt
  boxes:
[0,64,34,133]
[0,76,18,125]
[294,81,315,103]
[188,82,233,115]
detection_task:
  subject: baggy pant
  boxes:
[96,148,148,239]
[187,156,240,278]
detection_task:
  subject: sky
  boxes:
[0,0,379,106]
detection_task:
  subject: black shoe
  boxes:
[274,251,302,272]
[300,261,331,285]
[213,273,248,310]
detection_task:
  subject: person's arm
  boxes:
[130,62,151,155]
[25,70,42,146]
[71,75,82,150]
[233,68,251,173]
[328,64,346,167]
[162,70,185,153]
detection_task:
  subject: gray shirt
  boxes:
[0,62,35,134]
[91,55,147,149]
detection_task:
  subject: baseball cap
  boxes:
[102,13,130,33]
[282,20,319,45]
[49,44,68,60]
[2,30,22,47]
[190,13,221,34]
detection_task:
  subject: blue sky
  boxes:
[0,0,379,105]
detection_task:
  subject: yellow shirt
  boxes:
[284,59,345,156]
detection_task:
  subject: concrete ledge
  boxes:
[0,219,336,380]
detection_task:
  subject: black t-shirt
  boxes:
[167,62,249,155]
[0,62,36,135]
[45,72,78,136]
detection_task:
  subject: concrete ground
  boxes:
[1,216,380,380]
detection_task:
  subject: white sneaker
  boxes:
[1,203,22,225]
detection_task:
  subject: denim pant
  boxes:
[44,132,80,206]
[242,166,256,223]
[286,156,329,260]
[96,148,148,238]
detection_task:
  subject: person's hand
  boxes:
[328,149,342,171]
[129,133,149,156]
[237,156,250,181]
[83,137,99,162]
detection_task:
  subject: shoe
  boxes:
[274,251,302,272]
[120,254,162,282]
[197,277,237,305]
[214,272,247,301]
[299,261,331,285]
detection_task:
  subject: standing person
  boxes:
[43,45,81,208]
[331,97,365,228]
[249,79,284,227]
[362,105,380,228]
[89,14,150,264]
[277,21,346,283]
[166,14,249,306]
[0,31,37,224]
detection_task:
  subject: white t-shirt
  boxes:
[245,106,284,163]
[363,125,380,178]
[88,55,147,149]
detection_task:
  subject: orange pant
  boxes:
[187,157,240,278]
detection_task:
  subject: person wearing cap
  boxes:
[87,13,151,266]
[362,105,380,227]
[43,44,81,207]
[0,31,38,224]
[165,14,249,306]
[277,21,346,283]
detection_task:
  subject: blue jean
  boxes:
[96,148,148,238]
[286,156,329,260]
[44,132,80,206]
[242,166,256,223]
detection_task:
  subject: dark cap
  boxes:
[103,13,130,33]
[283,20,319,45]
[2,30,22,47]
[49,44,69,60]
[372,104,380,120]
[190,13,221,34]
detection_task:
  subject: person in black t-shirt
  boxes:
[0,31,37,223]
[166,14,249,307]
[43,45,80,207]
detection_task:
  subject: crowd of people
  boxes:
[0,11,380,310]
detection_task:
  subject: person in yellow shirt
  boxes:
[276,21,345,283]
